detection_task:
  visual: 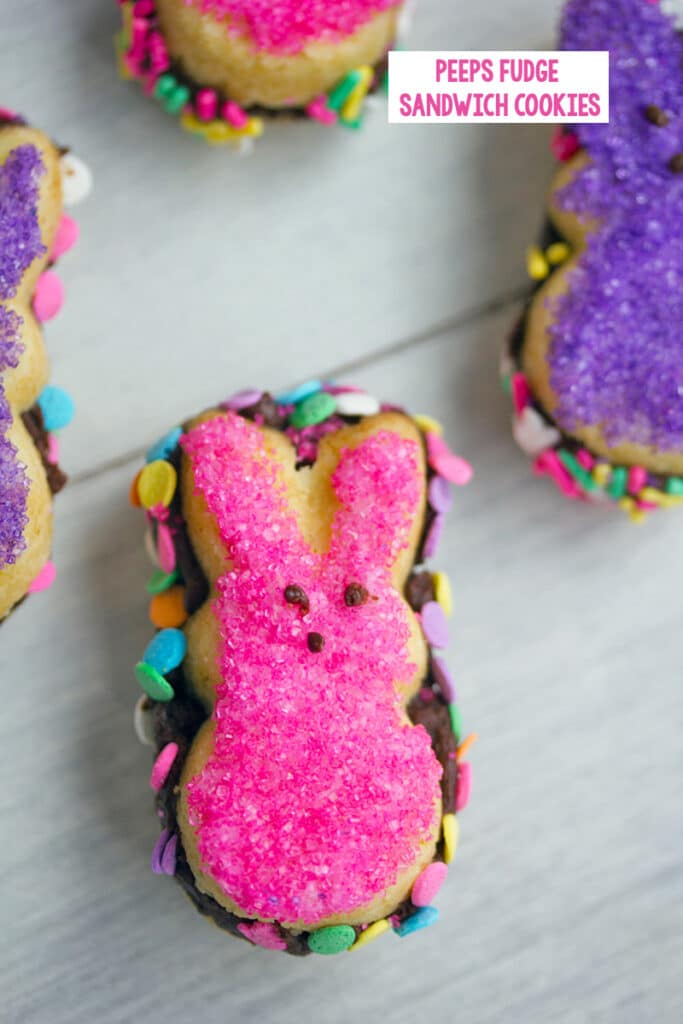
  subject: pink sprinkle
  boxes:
[180,413,443,924]
[425,433,472,486]
[222,388,262,410]
[133,0,155,14]
[47,434,59,464]
[636,500,658,511]
[52,215,79,259]
[27,561,56,594]
[511,372,531,416]
[411,861,448,907]
[576,449,594,471]
[150,742,179,792]
[420,601,449,649]
[0,107,18,120]
[628,466,648,495]
[419,687,435,703]
[157,522,176,574]
[306,96,337,125]
[33,270,64,322]
[221,100,248,128]
[455,762,472,812]
[196,88,218,121]
[237,921,287,951]
[550,126,580,162]
[534,450,581,499]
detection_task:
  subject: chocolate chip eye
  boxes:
[344,583,369,607]
[284,584,309,614]
[668,152,683,174]
[307,632,325,653]
[644,103,670,127]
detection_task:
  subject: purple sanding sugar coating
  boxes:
[0,144,46,569]
[547,0,683,452]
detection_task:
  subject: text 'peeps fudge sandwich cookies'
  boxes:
[130,382,475,955]
[502,0,683,522]
[0,109,90,622]
[115,0,405,147]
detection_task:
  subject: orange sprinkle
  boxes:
[457,733,479,760]
[129,469,142,508]
[149,586,188,628]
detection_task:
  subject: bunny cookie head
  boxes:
[177,410,442,929]
[509,0,683,513]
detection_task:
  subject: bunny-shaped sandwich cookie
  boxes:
[115,0,405,147]
[502,0,683,521]
[0,110,89,622]
[131,383,474,954]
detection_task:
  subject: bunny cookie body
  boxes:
[132,384,473,954]
[0,112,87,621]
[503,0,683,520]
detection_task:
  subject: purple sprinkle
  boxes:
[428,475,452,514]
[422,513,444,559]
[151,828,171,874]
[548,0,683,452]
[431,656,457,704]
[421,601,449,649]
[221,388,263,410]
[160,834,178,875]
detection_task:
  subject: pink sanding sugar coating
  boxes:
[181,412,442,925]
[185,0,401,54]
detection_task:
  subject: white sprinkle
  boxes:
[512,406,561,456]
[134,695,156,746]
[60,153,92,206]
[334,391,381,417]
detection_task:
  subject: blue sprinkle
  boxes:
[275,379,322,405]
[37,386,75,431]
[146,426,183,464]
[394,906,439,938]
[143,628,187,675]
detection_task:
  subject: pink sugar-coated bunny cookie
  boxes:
[132,384,474,955]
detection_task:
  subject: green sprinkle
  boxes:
[289,392,337,429]
[448,703,463,743]
[134,662,174,702]
[557,450,597,493]
[307,925,356,955]
[164,85,191,115]
[327,71,361,111]
[501,373,512,395]
[146,568,180,595]
[606,465,628,500]
[341,115,364,131]
[665,476,683,496]
[155,74,176,99]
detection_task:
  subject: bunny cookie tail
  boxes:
[502,0,683,522]
[131,382,474,956]
[0,110,90,623]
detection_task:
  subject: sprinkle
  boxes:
[413,414,443,435]
[33,271,64,322]
[606,465,628,500]
[27,560,56,594]
[156,521,176,574]
[534,450,581,499]
[143,628,187,675]
[592,463,611,487]
[150,742,179,791]
[306,96,337,125]
[627,466,648,495]
[511,372,532,416]
[146,426,183,463]
[550,126,580,161]
[334,390,381,417]
[340,65,373,125]
[195,88,218,121]
[665,477,683,496]
[149,586,187,629]
[344,582,369,606]
[129,470,142,507]
[327,70,363,111]
[307,631,325,653]
[221,101,249,129]
[160,833,178,875]
[457,733,479,760]
[37,387,75,431]
[349,919,390,951]
[133,695,156,746]
[146,568,180,594]
[135,661,175,702]
[307,925,356,955]
[421,601,449,649]
[52,214,79,259]
[455,762,472,812]
[222,388,263,410]
[431,656,456,704]
[448,703,463,743]
[59,153,92,206]
[151,828,171,874]
[546,242,571,265]
[576,449,594,471]
[526,246,549,280]
[432,572,452,617]
[289,391,336,428]
[442,813,459,864]
[144,527,160,567]
[394,906,439,937]
[512,406,561,456]
[275,379,321,405]
[422,513,445,559]
[557,449,598,492]
[425,433,472,485]
[137,460,177,509]
[428,476,452,514]
[237,921,287,951]
[411,862,448,907]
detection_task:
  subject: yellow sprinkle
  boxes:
[442,813,459,865]
[121,3,133,47]
[180,112,211,138]
[639,487,683,509]
[546,242,571,265]
[432,571,453,617]
[629,507,647,525]
[340,65,373,123]
[138,460,177,510]
[527,246,550,281]
[243,117,265,138]
[349,919,390,951]
[592,463,611,487]
[413,414,443,435]
[205,122,233,145]
[114,34,132,80]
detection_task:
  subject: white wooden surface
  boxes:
[3,2,683,1022]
